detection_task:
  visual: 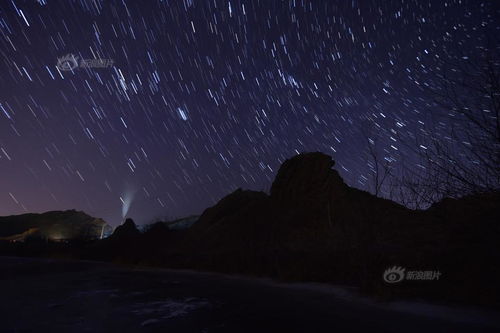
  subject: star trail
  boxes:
[0,0,498,225]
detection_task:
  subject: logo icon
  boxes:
[56,53,113,72]
[383,266,406,283]
[56,54,79,71]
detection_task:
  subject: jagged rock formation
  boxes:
[271,152,348,205]
[190,152,410,241]
[0,210,111,241]
[111,218,140,239]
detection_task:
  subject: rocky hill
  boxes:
[154,152,500,305]
[0,210,112,241]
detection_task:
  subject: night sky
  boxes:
[0,0,498,226]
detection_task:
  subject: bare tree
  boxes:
[388,157,442,209]
[404,41,500,203]
[360,123,393,198]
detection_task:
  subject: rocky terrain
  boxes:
[2,152,499,307]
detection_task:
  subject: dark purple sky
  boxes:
[0,0,497,226]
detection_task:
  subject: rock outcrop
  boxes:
[111,218,140,239]
[270,152,347,204]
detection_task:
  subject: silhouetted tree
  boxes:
[359,123,393,198]
[401,40,500,205]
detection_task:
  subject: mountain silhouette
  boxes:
[1,152,499,306]
[0,209,111,241]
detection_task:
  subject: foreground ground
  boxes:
[1,256,499,332]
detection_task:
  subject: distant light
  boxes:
[121,187,136,218]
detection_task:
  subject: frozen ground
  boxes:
[0,256,499,332]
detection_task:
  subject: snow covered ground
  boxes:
[1,256,499,332]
